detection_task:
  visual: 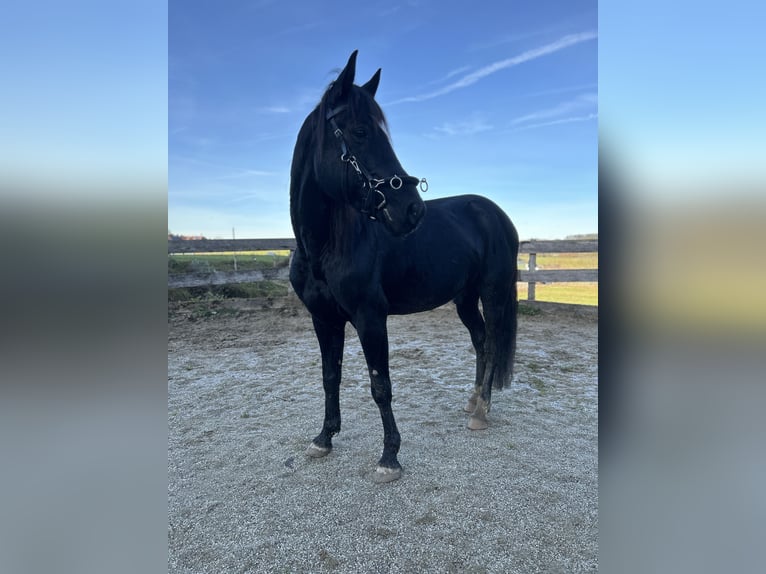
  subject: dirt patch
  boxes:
[168,299,597,573]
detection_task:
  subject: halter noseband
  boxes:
[326,104,428,220]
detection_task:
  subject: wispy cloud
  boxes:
[468,27,552,52]
[433,116,493,137]
[170,155,279,180]
[511,93,597,126]
[511,113,598,132]
[425,65,472,86]
[214,168,278,179]
[258,105,291,114]
[389,31,597,104]
[518,82,598,100]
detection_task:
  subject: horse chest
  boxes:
[323,256,382,303]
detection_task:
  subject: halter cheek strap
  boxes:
[326,105,427,220]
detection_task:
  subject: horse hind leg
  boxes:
[455,294,487,424]
[468,278,518,431]
[466,295,498,431]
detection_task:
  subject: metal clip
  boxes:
[419,178,428,192]
[374,189,387,210]
[390,175,402,190]
[341,153,362,175]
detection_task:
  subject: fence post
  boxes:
[285,250,295,296]
[527,252,537,301]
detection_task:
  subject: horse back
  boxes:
[382,194,518,314]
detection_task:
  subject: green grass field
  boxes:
[169,250,598,306]
[523,282,598,306]
[517,252,598,270]
[168,251,291,302]
[168,251,290,274]
[518,252,598,306]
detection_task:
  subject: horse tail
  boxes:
[491,263,518,389]
[479,200,519,390]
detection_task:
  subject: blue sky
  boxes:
[170,1,598,240]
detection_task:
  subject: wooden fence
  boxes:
[168,238,597,304]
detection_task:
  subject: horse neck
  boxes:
[290,171,330,263]
[328,202,367,257]
[292,176,367,261]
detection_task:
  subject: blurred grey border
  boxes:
[0,3,168,574]
[599,1,766,572]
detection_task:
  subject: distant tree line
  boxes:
[168,232,207,241]
[565,233,598,240]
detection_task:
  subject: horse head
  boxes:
[312,50,426,236]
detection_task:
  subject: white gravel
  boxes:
[168,300,598,573]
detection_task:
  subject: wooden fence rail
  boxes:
[168,238,598,303]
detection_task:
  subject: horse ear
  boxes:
[361,68,381,98]
[331,50,358,102]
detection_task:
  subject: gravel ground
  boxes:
[168,299,598,573]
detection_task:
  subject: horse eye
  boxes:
[352,127,367,138]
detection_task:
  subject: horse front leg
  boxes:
[355,313,402,483]
[306,315,346,458]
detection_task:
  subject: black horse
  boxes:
[290,51,519,483]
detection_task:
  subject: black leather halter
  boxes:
[326,104,427,220]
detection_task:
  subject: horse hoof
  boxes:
[305,442,331,458]
[467,416,489,431]
[372,465,402,483]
